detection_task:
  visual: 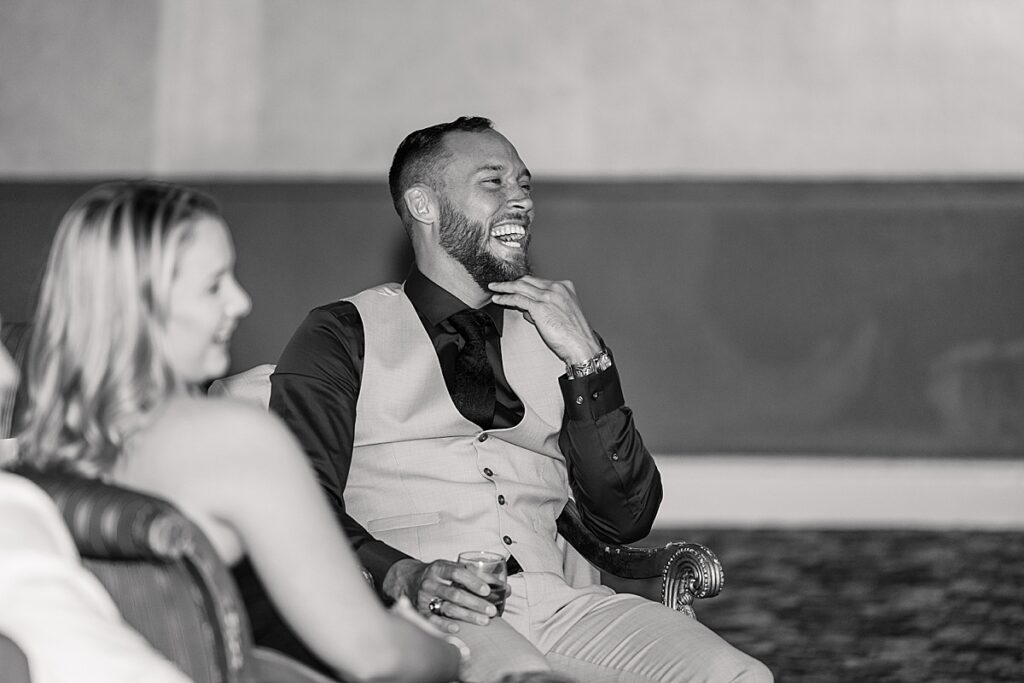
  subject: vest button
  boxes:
[483,467,493,477]
[478,433,489,442]
[503,535,513,545]
[497,494,506,505]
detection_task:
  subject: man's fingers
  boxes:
[489,291,537,313]
[419,586,495,626]
[502,275,576,297]
[488,276,565,298]
[510,274,560,291]
[423,559,455,578]
[488,280,547,303]
[426,613,462,633]
[417,559,460,588]
[434,579,497,616]
[448,566,490,595]
[438,600,493,626]
[415,561,497,626]
[489,279,579,310]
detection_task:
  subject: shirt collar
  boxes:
[405,266,505,335]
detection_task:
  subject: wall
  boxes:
[3,1,1023,527]
[2,4,1023,457]
[3,180,1022,458]
[1,0,1022,177]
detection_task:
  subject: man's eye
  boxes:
[483,178,501,185]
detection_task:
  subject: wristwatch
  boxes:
[565,350,613,380]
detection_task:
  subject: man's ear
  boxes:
[403,185,437,226]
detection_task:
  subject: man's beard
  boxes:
[438,196,532,291]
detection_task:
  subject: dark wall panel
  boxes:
[2,180,1022,456]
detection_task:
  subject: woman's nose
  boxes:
[227,277,252,319]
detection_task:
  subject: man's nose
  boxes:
[507,187,533,212]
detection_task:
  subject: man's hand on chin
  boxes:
[383,557,507,633]
[487,277,602,365]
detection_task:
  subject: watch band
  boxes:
[566,350,612,380]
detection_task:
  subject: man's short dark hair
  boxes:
[388,116,494,226]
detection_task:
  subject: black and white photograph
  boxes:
[1,2,1021,682]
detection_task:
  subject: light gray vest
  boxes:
[344,283,574,577]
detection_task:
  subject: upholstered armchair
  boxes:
[14,467,340,683]
[210,364,725,618]
[556,499,723,617]
[1,321,30,456]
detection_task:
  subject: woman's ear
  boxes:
[403,185,437,226]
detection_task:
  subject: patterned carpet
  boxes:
[643,528,1024,682]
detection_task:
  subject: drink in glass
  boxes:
[456,550,508,617]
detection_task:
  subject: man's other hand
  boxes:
[383,558,505,633]
[488,277,602,365]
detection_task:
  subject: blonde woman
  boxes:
[16,181,462,683]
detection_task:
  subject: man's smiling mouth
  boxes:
[491,223,527,247]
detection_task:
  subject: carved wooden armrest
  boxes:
[555,499,723,618]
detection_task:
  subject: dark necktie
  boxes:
[447,309,496,428]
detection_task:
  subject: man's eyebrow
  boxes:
[474,164,532,180]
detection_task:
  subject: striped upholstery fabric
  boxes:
[1,321,30,440]
[19,469,256,683]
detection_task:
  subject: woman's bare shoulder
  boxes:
[121,394,311,531]
[143,394,299,465]
[158,393,272,425]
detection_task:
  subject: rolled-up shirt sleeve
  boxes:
[269,303,410,584]
[558,353,663,544]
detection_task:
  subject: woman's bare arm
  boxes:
[119,396,461,683]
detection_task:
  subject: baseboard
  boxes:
[652,454,1024,529]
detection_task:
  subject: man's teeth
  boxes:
[492,224,526,243]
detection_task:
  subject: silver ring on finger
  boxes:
[427,596,445,616]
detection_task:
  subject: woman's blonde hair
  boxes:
[17,180,222,476]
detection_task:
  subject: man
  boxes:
[266,117,772,682]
